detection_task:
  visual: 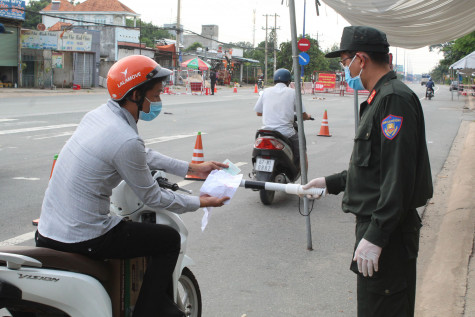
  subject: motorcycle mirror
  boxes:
[258,91,263,96]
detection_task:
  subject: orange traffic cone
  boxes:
[233,83,237,93]
[205,87,209,95]
[254,83,258,93]
[317,110,332,137]
[185,132,206,180]
[214,86,217,93]
[50,154,58,179]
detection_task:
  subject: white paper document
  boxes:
[199,169,242,231]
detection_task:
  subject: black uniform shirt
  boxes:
[325,71,433,247]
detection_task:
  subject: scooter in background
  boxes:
[251,116,314,205]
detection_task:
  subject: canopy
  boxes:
[449,51,475,75]
[181,57,211,71]
[322,0,475,49]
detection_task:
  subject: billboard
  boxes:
[0,0,25,20]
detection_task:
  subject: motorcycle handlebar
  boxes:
[156,177,192,194]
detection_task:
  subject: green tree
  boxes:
[185,42,203,52]
[22,0,50,29]
[429,31,475,83]
[126,19,172,48]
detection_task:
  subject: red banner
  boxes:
[317,73,336,89]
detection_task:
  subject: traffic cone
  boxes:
[205,87,209,95]
[317,110,332,137]
[254,83,258,93]
[185,132,206,180]
[233,83,237,93]
[214,86,217,93]
[50,154,58,179]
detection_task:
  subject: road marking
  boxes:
[0,119,17,123]
[12,177,40,181]
[0,231,35,246]
[144,132,206,146]
[33,131,75,140]
[0,124,78,135]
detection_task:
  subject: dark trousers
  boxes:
[36,220,181,317]
[352,209,421,317]
[211,81,216,94]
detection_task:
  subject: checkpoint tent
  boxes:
[321,0,475,49]
[449,51,475,76]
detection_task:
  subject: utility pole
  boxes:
[273,14,279,74]
[262,14,280,84]
[252,9,256,48]
[262,14,269,84]
[175,0,181,86]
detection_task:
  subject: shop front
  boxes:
[0,0,25,88]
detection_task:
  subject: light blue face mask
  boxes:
[344,56,366,91]
[139,98,162,121]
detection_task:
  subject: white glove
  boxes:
[353,238,382,277]
[302,177,327,199]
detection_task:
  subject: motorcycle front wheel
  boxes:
[177,268,202,317]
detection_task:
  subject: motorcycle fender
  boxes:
[0,266,112,317]
[255,171,273,182]
[172,255,195,301]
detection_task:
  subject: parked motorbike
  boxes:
[426,87,434,100]
[251,116,313,205]
[0,170,201,317]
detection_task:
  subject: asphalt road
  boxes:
[0,84,466,316]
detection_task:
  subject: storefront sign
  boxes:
[52,52,64,68]
[58,32,92,51]
[21,30,58,50]
[0,0,25,20]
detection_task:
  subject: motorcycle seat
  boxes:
[0,246,113,282]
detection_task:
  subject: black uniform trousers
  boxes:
[351,209,421,317]
[36,220,181,317]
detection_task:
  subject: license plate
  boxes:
[255,158,275,172]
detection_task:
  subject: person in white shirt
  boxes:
[36,55,228,317]
[253,68,312,164]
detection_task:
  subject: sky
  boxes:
[117,0,443,75]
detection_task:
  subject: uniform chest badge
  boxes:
[381,115,403,140]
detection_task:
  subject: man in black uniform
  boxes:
[303,26,433,317]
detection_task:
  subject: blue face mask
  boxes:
[139,98,162,121]
[344,56,366,91]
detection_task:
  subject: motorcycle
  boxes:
[251,116,313,205]
[426,87,434,100]
[257,78,264,90]
[0,170,201,317]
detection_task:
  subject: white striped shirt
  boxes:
[39,100,199,243]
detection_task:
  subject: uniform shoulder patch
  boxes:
[381,114,403,140]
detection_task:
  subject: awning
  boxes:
[449,51,475,74]
[322,0,475,49]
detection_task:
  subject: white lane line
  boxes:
[0,231,36,246]
[12,177,40,181]
[33,131,74,140]
[0,124,78,135]
[144,132,206,146]
[0,119,18,122]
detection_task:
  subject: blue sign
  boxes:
[298,52,310,66]
[0,0,25,20]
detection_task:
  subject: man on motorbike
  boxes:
[253,68,312,165]
[426,77,435,98]
[36,55,229,317]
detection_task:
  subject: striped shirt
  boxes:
[38,100,200,243]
